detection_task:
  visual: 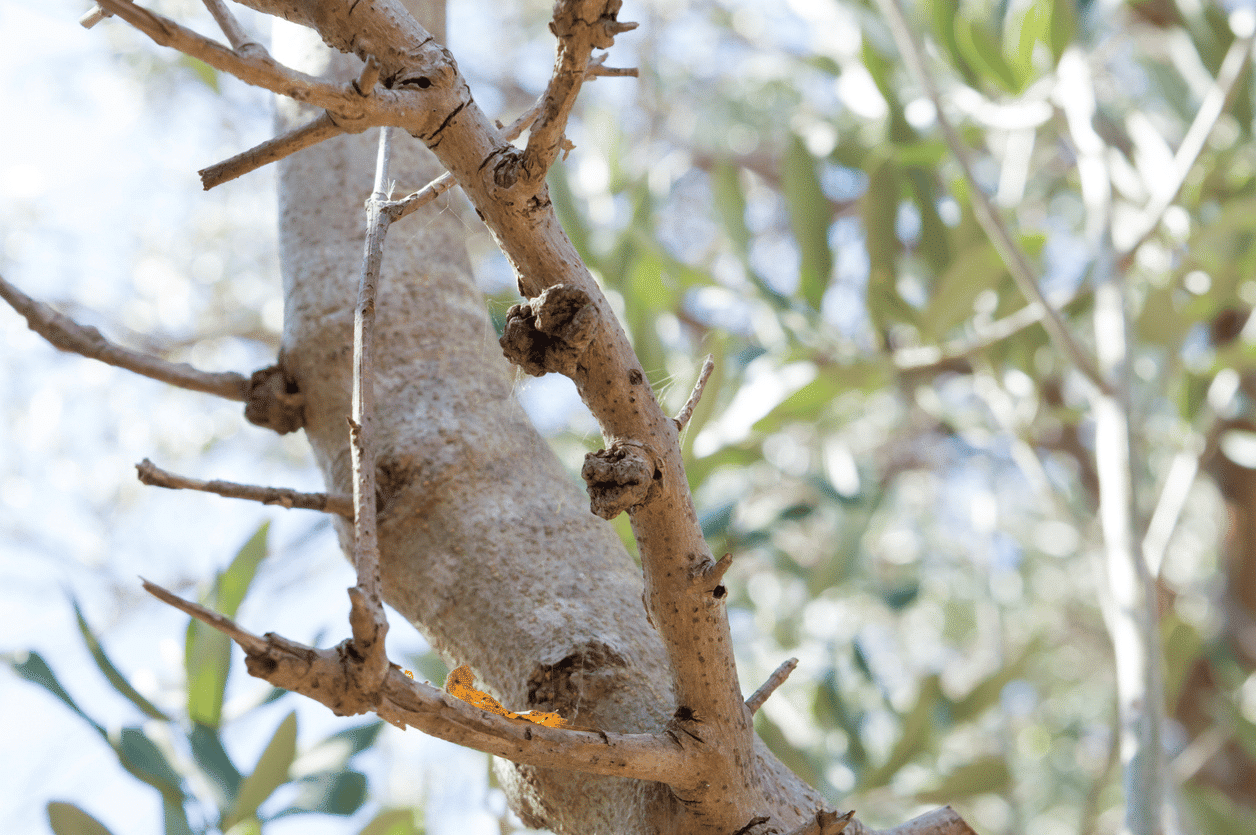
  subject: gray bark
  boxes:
[271,6,674,831]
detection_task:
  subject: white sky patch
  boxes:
[835,64,888,120]
[694,359,817,456]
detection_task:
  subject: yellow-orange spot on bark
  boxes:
[445,664,567,728]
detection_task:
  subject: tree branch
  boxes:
[872,0,1109,396]
[140,579,696,786]
[200,112,345,190]
[0,273,250,400]
[1119,30,1256,262]
[136,458,353,517]
[523,1,638,183]
[96,0,368,113]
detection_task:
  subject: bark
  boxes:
[269,8,684,830]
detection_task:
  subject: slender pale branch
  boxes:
[0,273,249,400]
[1142,451,1198,578]
[201,0,261,54]
[346,127,399,684]
[872,0,1108,396]
[140,579,695,785]
[1120,32,1256,261]
[745,657,797,714]
[674,354,714,431]
[135,458,353,517]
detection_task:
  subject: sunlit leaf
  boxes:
[224,710,298,829]
[924,243,1006,338]
[178,56,220,92]
[187,523,269,728]
[445,665,567,727]
[47,802,116,835]
[357,808,419,835]
[954,18,1021,94]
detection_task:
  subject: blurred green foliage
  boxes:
[5,525,421,835]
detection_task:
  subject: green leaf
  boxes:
[1048,0,1076,63]
[915,755,1012,804]
[278,770,368,816]
[189,721,242,807]
[178,56,220,92]
[47,802,116,835]
[5,651,105,736]
[1182,785,1256,835]
[924,243,1006,338]
[357,808,419,835]
[782,135,834,309]
[223,821,263,835]
[863,152,907,337]
[72,598,171,722]
[110,727,185,801]
[711,161,752,259]
[924,0,979,86]
[225,711,298,829]
[860,674,942,789]
[954,18,1021,94]
[1161,613,1203,708]
[218,522,270,619]
[162,796,193,835]
[187,523,269,728]
[813,670,868,770]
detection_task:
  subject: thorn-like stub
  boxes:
[581,441,656,519]
[244,365,305,434]
[499,284,598,377]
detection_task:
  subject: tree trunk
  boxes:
[271,5,677,831]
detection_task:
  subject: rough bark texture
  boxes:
[270,7,678,832]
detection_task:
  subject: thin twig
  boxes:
[0,273,249,400]
[873,0,1109,396]
[1119,32,1256,262]
[96,0,361,114]
[142,579,268,654]
[80,5,110,28]
[745,657,798,714]
[201,0,261,54]
[135,458,353,518]
[200,112,345,190]
[674,355,715,430]
[346,126,397,683]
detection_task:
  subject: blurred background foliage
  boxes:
[7,0,1256,834]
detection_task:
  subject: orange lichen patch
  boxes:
[403,669,414,679]
[445,664,567,728]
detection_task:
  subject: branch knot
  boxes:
[499,284,599,377]
[581,440,657,519]
[244,364,305,434]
